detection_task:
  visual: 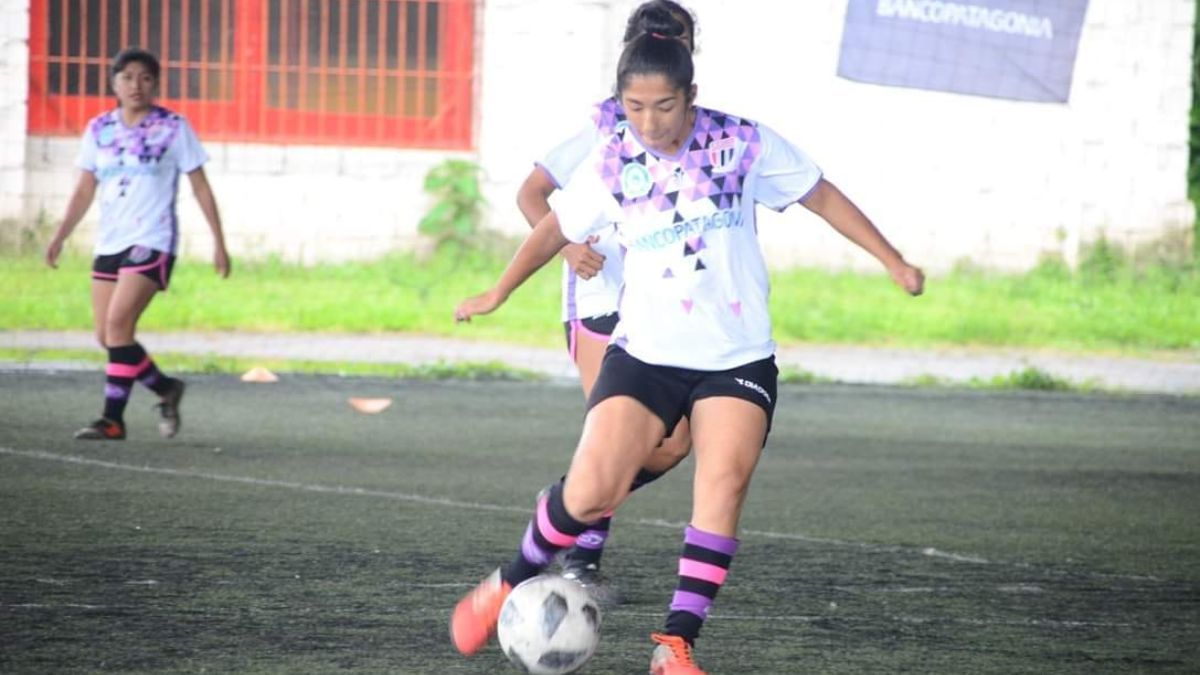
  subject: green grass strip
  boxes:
[4,249,1198,354]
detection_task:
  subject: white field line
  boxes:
[0,447,530,515]
[2,603,107,609]
[0,447,1167,584]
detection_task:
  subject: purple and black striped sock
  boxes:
[664,524,739,645]
[102,344,143,423]
[564,468,664,566]
[502,481,590,587]
[127,342,173,395]
[563,515,611,566]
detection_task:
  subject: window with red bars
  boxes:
[28,0,476,149]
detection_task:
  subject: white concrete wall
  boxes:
[479,0,1197,272]
[4,0,1196,271]
[0,0,29,249]
[23,135,469,263]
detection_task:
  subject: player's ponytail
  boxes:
[615,5,694,96]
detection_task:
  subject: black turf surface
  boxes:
[1,371,1198,673]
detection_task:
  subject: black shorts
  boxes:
[92,246,175,291]
[563,312,620,353]
[588,345,779,444]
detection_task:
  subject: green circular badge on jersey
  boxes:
[621,163,653,199]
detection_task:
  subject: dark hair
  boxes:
[622,0,697,52]
[616,6,694,96]
[111,47,161,80]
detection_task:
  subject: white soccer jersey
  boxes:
[76,106,209,256]
[538,98,628,322]
[555,106,822,371]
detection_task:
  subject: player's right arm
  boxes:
[45,170,98,269]
[455,210,571,321]
[457,160,615,322]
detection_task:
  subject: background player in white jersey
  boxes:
[515,0,698,597]
[450,8,923,674]
[45,48,231,441]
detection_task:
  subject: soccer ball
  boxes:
[497,575,602,674]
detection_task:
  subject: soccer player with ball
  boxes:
[515,0,699,605]
[452,7,924,674]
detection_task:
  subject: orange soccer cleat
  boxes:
[73,417,126,440]
[449,568,511,656]
[649,633,707,675]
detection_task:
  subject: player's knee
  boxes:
[562,480,624,523]
[103,313,135,342]
[704,467,753,503]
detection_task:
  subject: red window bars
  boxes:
[27,0,476,149]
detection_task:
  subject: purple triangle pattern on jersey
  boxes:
[586,107,765,319]
[594,106,762,213]
[682,236,706,257]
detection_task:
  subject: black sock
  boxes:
[563,516,611,567]
[631,468,665,491]
[502,481,591,587]
[102,344,142,423]
[128,342,174,395]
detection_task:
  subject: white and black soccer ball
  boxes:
[497,575,602,675]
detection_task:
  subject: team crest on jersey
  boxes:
[708,136,738,174]
[620,163,653,199]
[97,123,117,147]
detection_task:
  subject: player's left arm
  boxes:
[800,178,924,296]
[186,167,231,278]
[517,167,556,226]
[518,166,605,280]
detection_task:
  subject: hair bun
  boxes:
[634,5,686,40]
[622,1,696,48]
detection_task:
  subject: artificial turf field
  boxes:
[1,370,1198,674]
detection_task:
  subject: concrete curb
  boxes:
[2,330,1197,395]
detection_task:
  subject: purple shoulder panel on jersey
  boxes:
[91,106,184,165]
[591,97,626,136]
